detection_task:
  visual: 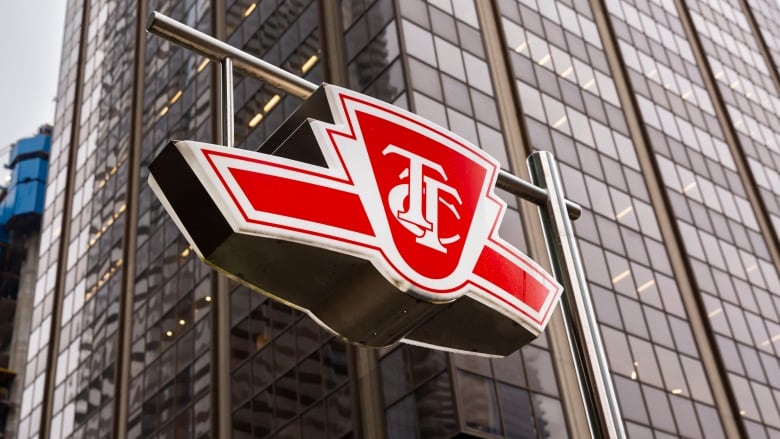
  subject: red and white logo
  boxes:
[150,85,562,352]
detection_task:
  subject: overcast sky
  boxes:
[0,2,66,165]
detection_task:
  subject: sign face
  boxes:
[149,84,562,356]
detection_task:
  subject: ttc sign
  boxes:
[149,84,562,356]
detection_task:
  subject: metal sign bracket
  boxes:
[146,11,625,438]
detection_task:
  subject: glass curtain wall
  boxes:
[604,0,780,435]
[497,0,727,436]
[685,0,780,434]
[130,0,213,437]
[17,0,85,437]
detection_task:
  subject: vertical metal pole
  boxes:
[528,151,625,439]
[211,57,234,438]
[221,57,234,147]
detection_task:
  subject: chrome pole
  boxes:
[211,42,234,439]
[528,151,625,439]
[221,57,234,148]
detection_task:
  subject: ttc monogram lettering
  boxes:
[384,144,462,253]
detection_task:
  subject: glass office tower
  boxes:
[18,0,780,437]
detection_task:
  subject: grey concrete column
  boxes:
[39,0,91,436]
[112,0,147,437]
[6,233,40,439]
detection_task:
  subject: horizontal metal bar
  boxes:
[497,170,582,219]
[146,11,317,99]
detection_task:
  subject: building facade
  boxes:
[0,125,51,437]
[18,0,780,438]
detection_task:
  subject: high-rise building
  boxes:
[0,124,51,438]
[18,0,780,437]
